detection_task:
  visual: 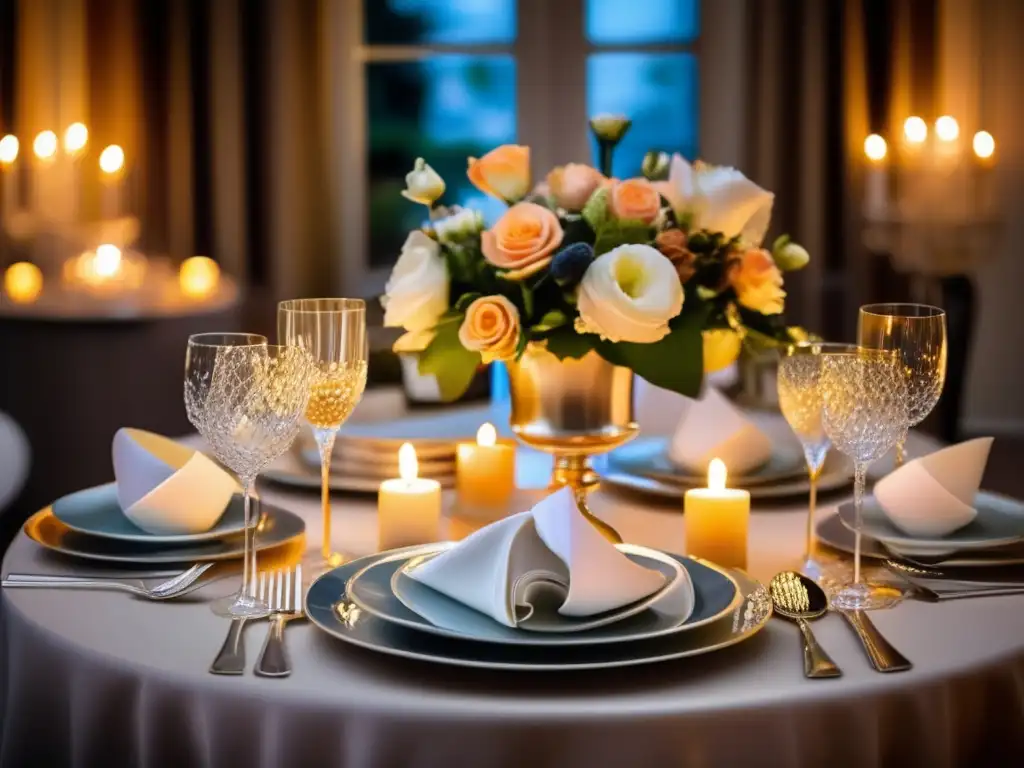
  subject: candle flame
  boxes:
[903,116,927,144]
[4,262,43,304]
[935,115,959,142]
[0,135,18,164]
[708,458,727,491]
[398,442,418,482]
[973,130,995,160]
[99,144,125,174]
[477,422,497,447]
[33,130,58,160]
[64,123,88,154]
[179,256,221,298]
[93,244,123,278]
[864,134,887,162]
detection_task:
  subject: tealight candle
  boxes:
[684,458,750,569]
[179,256,221,299]
[378,442,442,550]
[3,262,43,304]
[456,423,516,508]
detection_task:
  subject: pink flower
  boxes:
[731,248,786,314]
[481,202,564,280]
[546,164,606,210]
[608,178,661,224]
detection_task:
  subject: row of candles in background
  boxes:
[377,424,751,569]
[862,115,996,221]
[0,125,129,222]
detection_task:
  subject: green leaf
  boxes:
[531,309,568,333]
[581,188,609,233]
[417,318,482,402]
[595,299,711,397]
[593,220,653,255]
[544,326,595,360]
[514,328,530,361]
[519,282,535,320]
[454,292,482,313]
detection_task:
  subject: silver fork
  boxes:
[2,563,215,600]
[209,575,262,676]
[255,565,304,678]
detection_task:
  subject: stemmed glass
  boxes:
[278,299,368,571]
[185,336,314,617]
[777,342,853,577]
[820,347,909,610]
[858,304,947,467]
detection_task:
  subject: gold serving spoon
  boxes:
[769,571,842,679]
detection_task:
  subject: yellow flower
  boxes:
[703,329,742,373]
[467,145,531,202]
[400,158,445,206]
[458,295,521,363]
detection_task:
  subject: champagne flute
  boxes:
[820,347,909,611]
[278,299,368,571]
[777,342,853,577]
[858,304,947,467]
[185,338,313,617]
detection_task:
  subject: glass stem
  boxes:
[894,438,906,469]
[853,461,867,585]
[315,428,337,564]
[804,462,823,561]
[241,476,256,599]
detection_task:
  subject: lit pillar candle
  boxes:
[0,135,19,220]
[684,458,750,569]
[32,130,58,218]
[456,423,516,508]
[62,123,88,223]
[378,443,442,551]
[973,130,996,217]
[862,134,889,220]
[99,144,125,219]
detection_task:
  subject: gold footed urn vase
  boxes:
[506,345,638,543]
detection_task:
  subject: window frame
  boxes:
[326,0,744,298]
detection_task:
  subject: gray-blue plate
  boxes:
[607,437,805,487]
[346,543,739,646]
[838,491,1024,551]
[52,483,250,543]
[25,502,304,564]
[305,546,772,671]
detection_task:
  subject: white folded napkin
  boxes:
[112,428,239,535]
[873,437,994,537]
[407,487,670,628]
[657,385,772,475]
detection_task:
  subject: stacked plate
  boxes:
[602,424,853,502]
[305,542,773,671]
[263,404,504,493]
[817,491,1024,568]
[25,483,305,565]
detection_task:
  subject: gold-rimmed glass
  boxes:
[858,303,947,467]
[777,342,855,577]
[278,299,368,571]
[820,347,909,611]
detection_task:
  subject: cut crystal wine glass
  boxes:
[820,347,909,611]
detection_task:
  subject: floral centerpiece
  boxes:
[381,115,810,401]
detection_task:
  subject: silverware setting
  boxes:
[255,565,305,678]
[2,562,216,601]
[884,559,1024,601]
[769,571,842,679]
[835,609,912,673]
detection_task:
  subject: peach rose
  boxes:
[467,145,531,202]
[731,248,786,314]
[458,295,521,363]
[608,178,661,224]
[481,202,564,280]
[546,163,606,210]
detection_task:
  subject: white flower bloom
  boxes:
[400,158,446,206]
[432,207,485,243]
[382,231,449,351]
[661,154,774,246]
[576,244,684,344]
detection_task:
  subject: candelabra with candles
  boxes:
[860,115,999,441]
[0,124,235,318]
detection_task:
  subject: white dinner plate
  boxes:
[346,543,738,646]
[305,546,772,671]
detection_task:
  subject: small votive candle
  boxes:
[3,262,43,304]
[378,442,442,551]
[456,423,516,508]
[179,256,221,299]
[684,458,750,569]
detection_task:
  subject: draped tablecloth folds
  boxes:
[2,426,1023,767]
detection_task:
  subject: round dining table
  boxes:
[2,425,1023,768]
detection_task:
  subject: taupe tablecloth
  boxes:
[3,429,1024,767]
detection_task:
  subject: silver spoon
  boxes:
[769,571,842,679]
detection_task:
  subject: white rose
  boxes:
[433,207,485,243]
[661,154,774,246]
[382,231,449,351]
[576,244,684,344]
[400,158,445,206]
